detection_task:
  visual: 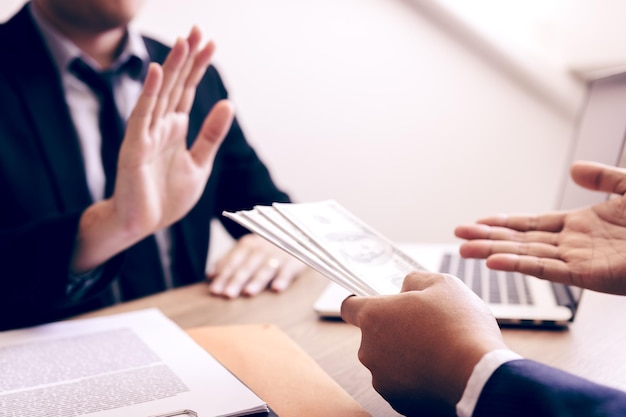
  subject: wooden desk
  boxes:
[501,288,626,392]
[80,269,626,417]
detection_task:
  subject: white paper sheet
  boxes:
[0,309,268,417]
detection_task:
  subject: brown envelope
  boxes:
[186,324,371,417]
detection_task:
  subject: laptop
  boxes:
[314,71,626,327]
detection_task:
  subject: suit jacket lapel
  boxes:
[3,5,92,211]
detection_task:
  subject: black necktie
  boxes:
[70,57,143,197]
[70,57,168,301]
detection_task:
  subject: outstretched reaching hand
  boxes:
[456,161,626,295]
[72,28,234,274]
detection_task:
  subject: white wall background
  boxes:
[437,0,626,76]
[4,0,606,254]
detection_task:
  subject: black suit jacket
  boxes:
[474,359,626,416]
[0,4,290,330]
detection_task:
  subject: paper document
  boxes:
[0,309,268,417]
[223,200,428,296]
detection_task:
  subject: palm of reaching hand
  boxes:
[114,31,234,239]
[456,161,626,295]
[550,197,626,293]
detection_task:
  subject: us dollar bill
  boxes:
[272,200,427,295]
[223,207,372,296]
[224,200,428,296]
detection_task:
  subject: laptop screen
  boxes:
[558,71,626,210]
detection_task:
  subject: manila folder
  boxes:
[186,324,370,417]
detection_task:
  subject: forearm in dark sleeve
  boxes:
[474,359,626,417]
[0,212,120,329]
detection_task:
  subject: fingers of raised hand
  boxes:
[152,28,215,123]
[126,63,163,138]
[175,38,215,114]
[162,27,202,114]
[152,38,189,125]
[164,27,215,115]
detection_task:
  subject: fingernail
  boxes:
[225,286,239,298]
[245,283,261,295]
[210,283,223,294]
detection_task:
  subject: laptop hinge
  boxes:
[551,282,578,312]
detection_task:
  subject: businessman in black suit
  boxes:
[0,0,304,330]
[342,161,626,417]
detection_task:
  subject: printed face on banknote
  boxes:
[326,232,391,266]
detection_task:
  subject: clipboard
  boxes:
[152,408,277,417]
[152,411,197,417]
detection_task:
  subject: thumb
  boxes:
[571,160,626,195]
[340,295,369,327]
[190,99,234,168]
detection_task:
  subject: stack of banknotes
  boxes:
[223,200,428,296]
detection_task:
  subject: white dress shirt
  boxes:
[456,349,524,417]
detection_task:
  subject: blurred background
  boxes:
[3,0,625,256]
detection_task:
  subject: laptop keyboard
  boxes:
[439,253,534,305]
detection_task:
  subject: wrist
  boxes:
[444,329,508,407]
[71,199,144,273]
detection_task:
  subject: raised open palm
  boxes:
[71,28,234,274]
[115,27,234,236]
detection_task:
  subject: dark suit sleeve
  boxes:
[0,213,80,300]
[473,359,626,417]
[0,68,88,329]
[0,7,130,330]
[0,212,125,330]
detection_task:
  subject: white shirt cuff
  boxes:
[456,349,523,417]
